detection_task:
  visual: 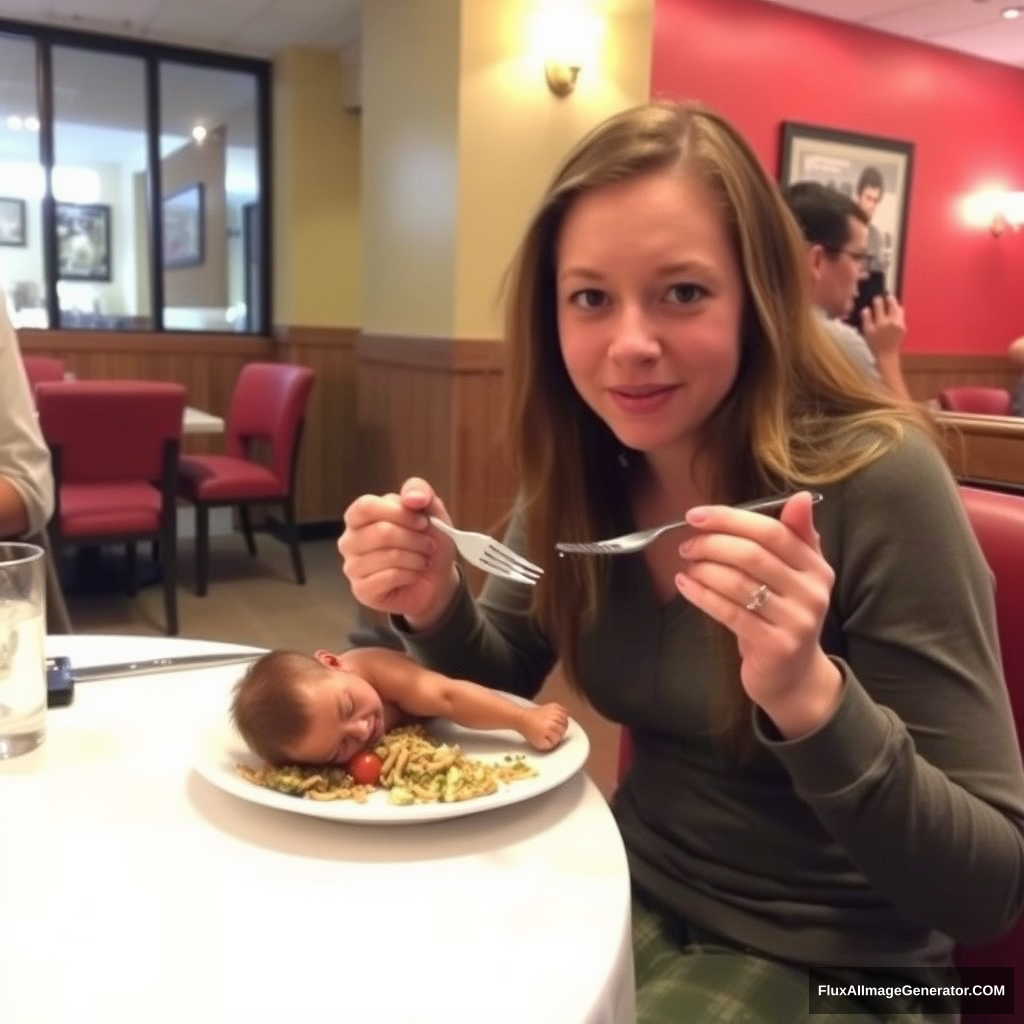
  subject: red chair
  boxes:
[615,485,1024,1020]
[937,387,1012,416]
[35,380,186,635]
[177,362,315,596]
[953,486,1024,1023]
[21,355,66,394]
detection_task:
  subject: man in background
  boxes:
[783,181,911,402]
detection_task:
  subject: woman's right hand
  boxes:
[338,477,460,629]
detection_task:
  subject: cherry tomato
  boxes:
[346,751,382,786]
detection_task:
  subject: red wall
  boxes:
[652,0,1024,355]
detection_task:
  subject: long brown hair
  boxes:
[501,101,931,738]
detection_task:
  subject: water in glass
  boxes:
[0,544,46,759]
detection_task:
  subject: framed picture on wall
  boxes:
[779,122,914,297]
[56,202,112,281]
[162,183,205,269]
[0,197,27,246]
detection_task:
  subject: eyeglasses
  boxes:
[827,247,871,270]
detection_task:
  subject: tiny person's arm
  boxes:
[368,649,568,751]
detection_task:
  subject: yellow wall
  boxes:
[273,47,361,328]
[454,0,654,339]
[358,0,653,342]
[361,0,462,337]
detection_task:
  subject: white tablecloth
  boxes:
[0,635,635,1024]
[184,406,225,435]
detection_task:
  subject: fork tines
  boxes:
[482,544,543,584]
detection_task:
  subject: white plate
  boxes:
[193,695,590,824]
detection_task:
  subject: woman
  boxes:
[338,103,1024,1022]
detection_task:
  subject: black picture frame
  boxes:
[56,202,112,281]
[779,122,914,297]
[0,197,27,247]
[162,183,205,269]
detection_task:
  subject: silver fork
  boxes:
[429,517,543,585]
[554,492,824,556]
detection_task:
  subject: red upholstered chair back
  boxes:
[225,363,315,488]
[35,380,186,483]
[954,487,1024,1020]
[937,387,1012,416]
[22,355,66,393]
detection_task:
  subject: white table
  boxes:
[184,405,225,435]
[0,635,635,1024]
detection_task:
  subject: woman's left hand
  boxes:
[674,491,843,737]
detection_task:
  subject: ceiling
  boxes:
[0,0,362,59]
[0,0,1021,173]
[763,0,1024,70]
[0,0,1021,69]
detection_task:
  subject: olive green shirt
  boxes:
[395,429,1024,971]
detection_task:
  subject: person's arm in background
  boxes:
[860,294,913,403]
[0,293,54,537]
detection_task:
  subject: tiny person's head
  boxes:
[783,181,870,319]
[855,166,884,218]
[230,649,384,765]
[503,100,818,468]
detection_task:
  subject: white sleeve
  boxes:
[822,317,881,383]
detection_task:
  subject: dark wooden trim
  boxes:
[357,333,505,373]
[274,325,358,350]
[904,353,1014,372]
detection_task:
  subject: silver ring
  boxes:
[744,584,770,612]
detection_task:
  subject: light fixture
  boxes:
[990,192,1024,236]
[532,5,604,98]
[545,60,581,97]
[1001,6,1022,19]
[191,124,208,143]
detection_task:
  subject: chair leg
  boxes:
[125,543,137,597]
[162,528,178,635]
[282,497,306,585]
[239,505,257,556]
[195,504,210,598]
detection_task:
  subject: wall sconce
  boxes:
[990,193,1024,236]
[532,6,604,98]
[545,60,581,97]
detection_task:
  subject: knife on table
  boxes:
[70,652,261,682]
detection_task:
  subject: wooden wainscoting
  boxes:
[903,353,1018,403]
[355,335,515,531]
[936,412,1024,491]
[18,329,273,457]
[275,325,359,525]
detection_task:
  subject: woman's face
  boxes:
[555,170,744,468]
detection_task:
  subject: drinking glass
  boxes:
[0,543,46,759]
